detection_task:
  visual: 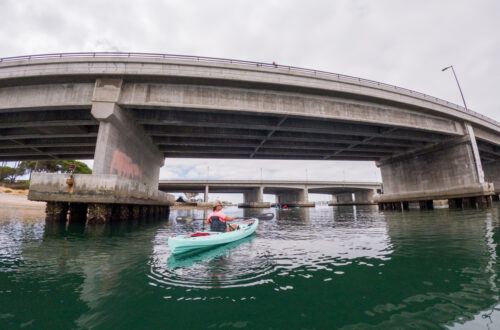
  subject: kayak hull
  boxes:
[168,219,259,254]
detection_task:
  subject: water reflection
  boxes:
[1,205,500,328]
[167,236,255,269]
[150,206,392,292]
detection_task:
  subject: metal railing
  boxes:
[1,52,498,127]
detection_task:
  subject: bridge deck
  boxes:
[0,54,499,165]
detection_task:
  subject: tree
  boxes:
[0,166,17,182]
[18,160,92,175]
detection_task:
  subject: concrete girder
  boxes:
[477,142,500,158]
[0,154,95,161]
[0,141,96,149]
[0,132,98,141]
[121,83,464,136]
[310,188,369,194]
[153,137,411,153]
[161,153,376,161]
[0,149,94,157]
[474,126,500,148]
[0,83,93,112]
[144,125,429,148]
[134,108,452,142]
[0,120,96,129]
[158,145,394,157]
[0,109,97,129]
[270,131,427,147]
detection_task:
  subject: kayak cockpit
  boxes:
[168,219,258,254]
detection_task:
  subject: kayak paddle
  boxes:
[175,212,274,222]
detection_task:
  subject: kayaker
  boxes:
[205,200,238,232]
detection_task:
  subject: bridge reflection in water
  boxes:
[0,205,499,328]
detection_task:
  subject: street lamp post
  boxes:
[442,65,468,111]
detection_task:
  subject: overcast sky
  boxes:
[2,0,499,201]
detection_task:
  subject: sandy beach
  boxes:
[0,187,46,220]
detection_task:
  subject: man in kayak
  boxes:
[205,200,239,232]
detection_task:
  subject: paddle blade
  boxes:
[255,213,274,220]
[175,216,194,222]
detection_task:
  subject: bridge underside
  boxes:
[0,107,459,161]
[1,80,498,165]
[1,57,499,216]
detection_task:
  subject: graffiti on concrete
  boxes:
[109,150,142,179]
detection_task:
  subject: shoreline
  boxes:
[0,190,45,209]
[0,190,46,220]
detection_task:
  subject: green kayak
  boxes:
[168,219,259,254]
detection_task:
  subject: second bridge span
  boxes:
[159,180,382,207]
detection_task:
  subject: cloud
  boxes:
[3,0,499,203]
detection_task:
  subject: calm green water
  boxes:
[1,205,500,329]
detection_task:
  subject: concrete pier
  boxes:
[91,79,164,187]
[328,190,377,206]
[275,188,315,207]
[27,79,173,223]
[29,173,173,224]
[375,128,495,210]
[238,187,271,208]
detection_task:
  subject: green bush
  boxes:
[4,189,12,193]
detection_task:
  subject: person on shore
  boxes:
[205,200,239,232]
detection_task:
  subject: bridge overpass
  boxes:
[1,53,499,222]
[159,180,382,207]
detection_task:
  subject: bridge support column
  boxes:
[239,187,270,208]
[275,188,314,207]
[45,202,68,222]
[329,193,353,206]
[375,127,494,210]
[332,190,376,206]
[28,79,174,223]
[91,79,164,187]
[354,190,376,204]
[204,185,209,203]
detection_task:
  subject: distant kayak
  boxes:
[168,219,259,254]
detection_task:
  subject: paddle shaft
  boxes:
[175,212,273,222]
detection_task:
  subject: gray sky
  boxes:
[2,0,499,201]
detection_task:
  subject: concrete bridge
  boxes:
[1,52,499,221]
[159,180,381,207]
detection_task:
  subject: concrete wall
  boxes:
[28,173,174,205]
[91,79,164,188]
[377,136,494,201]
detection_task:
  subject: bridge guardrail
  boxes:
[0,52,498,128]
